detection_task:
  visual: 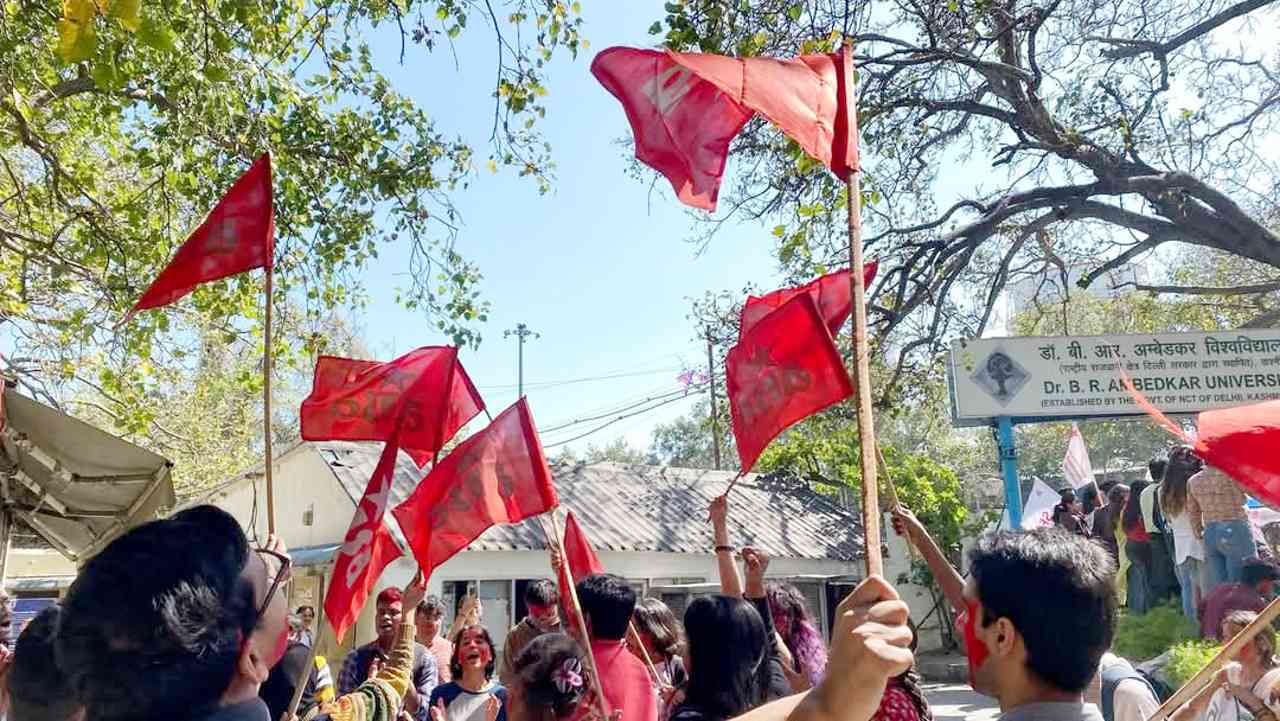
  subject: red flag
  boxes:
[669,45,858,180]
[726,294,853,472]
[126,153,274,320]
[591,46,857,211]
[1198,401,1280,508]
[300,347,484,467]
[563,510,604,582]
[591,48,753,211]
[1119,373,1280,507]
[325,438,404,642]
[740,262,878,338]
[391,399,560,579]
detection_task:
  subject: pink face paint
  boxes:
[961,599,990,689]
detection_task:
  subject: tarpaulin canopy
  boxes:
[0,385,175,564]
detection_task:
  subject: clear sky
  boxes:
[353,2,783,453]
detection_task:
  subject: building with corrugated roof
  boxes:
[192,440,933,664]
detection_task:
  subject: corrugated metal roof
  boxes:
[310,445,863,562]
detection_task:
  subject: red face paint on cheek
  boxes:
[961,600,990,688]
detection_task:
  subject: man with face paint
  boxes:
[56,505,295,721]
[893,509,1117,721]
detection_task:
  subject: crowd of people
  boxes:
[1050,445,1280,643]
[0,449,1272,721]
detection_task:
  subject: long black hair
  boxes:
[633,596,684,662]
[681,595,767,721]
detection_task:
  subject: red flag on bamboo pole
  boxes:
[325,438,405,642]
[562,510,604,582]
[1121,375,1280,508]
[391,399,560,579]
[591,46,857,211]
[299,347,484,467]
[740,262,879,338]
[726,294,853,473]
[125,154,274,321]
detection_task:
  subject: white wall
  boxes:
[210,446,357,551]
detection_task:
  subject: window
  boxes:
[11,596,57,646]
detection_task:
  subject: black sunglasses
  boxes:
[254,548,292,624]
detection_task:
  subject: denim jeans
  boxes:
[1176,557,1203,619]
[1203,519,1257,592]
[1126,539,1152,613]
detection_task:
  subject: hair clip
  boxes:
[552,657,584,694]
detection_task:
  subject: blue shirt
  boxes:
[428,681,509,721]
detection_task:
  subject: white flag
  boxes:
[1022,479,1061,530]
[1063,423,1097,493]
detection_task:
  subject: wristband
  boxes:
[715,545,734,553]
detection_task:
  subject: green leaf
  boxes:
[202,65,229,82]
[109,0,141,31]
[649,21,663,34]
[138,16,176,52]
[786,4,802,21]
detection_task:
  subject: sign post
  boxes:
[948,330,1280,520]
[996,417,1022,528]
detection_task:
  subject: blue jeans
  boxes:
[1203,519,1257,592]
[1176,557,1203,619]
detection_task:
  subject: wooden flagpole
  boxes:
[1147,595,1280,721]
[541,514,613,721]
[263,262,277,536]
[842,42,882,578]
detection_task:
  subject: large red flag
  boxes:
[299,347,484,467]
[391,399,560,579]
[591,46,857,211]
[669,45,857,180]
[126,153,274,320]
[740,262,878,338]
[325,438,404,642]
[1120,375,1280,507]
[591,47,752,211]
[727,294,853,472]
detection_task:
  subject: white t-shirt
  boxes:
[1167,508,1206,564]
[1204,667,1280,721]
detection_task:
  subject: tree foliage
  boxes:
[1,0,583,423]
[647,0,1280,399]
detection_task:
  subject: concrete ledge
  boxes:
[917,651,969,684]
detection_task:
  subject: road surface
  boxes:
[926,684,1000,721]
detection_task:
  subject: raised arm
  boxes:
[711,495,744,599]
[889,506,966,614]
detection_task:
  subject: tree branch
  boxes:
[1093,0,1279,60]
[1114,280,1280,296]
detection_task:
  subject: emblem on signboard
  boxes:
[971,351,1029,405]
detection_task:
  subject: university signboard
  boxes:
[948,330,1280,426]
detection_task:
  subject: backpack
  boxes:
[1101,663,1172,721]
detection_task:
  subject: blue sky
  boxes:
[355,3,783,453]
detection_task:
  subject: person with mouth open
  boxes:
[428,625,508,721]
[339,587,440,721]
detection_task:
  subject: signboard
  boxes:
[949,330,1280,426]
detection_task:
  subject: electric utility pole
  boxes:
[504,323,540,398]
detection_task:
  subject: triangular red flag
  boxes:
[563,510,604,582]
[299,347,484,467]
[740,262,878,339]
[325,438,405,642]
[591,48,753,211]
[391,399,560,579]
[726,294,854,473]
[669,45,858,180]
[125,153,274,321]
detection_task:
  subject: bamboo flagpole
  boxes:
[841,41,882,577]
[263,261,276,535]
[1147,594,1280,721]
[540,514,613,721]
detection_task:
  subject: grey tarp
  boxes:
[0,385,175,563]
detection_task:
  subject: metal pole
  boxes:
[263,263,276,536]
[504,324,539,400]
[997,417,1023,528]
[0,508,11,589]
[707,334,722,471]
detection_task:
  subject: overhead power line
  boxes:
[541,389,709,449]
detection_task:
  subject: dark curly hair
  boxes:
[513,633,591,720]
[450,624,498,681]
